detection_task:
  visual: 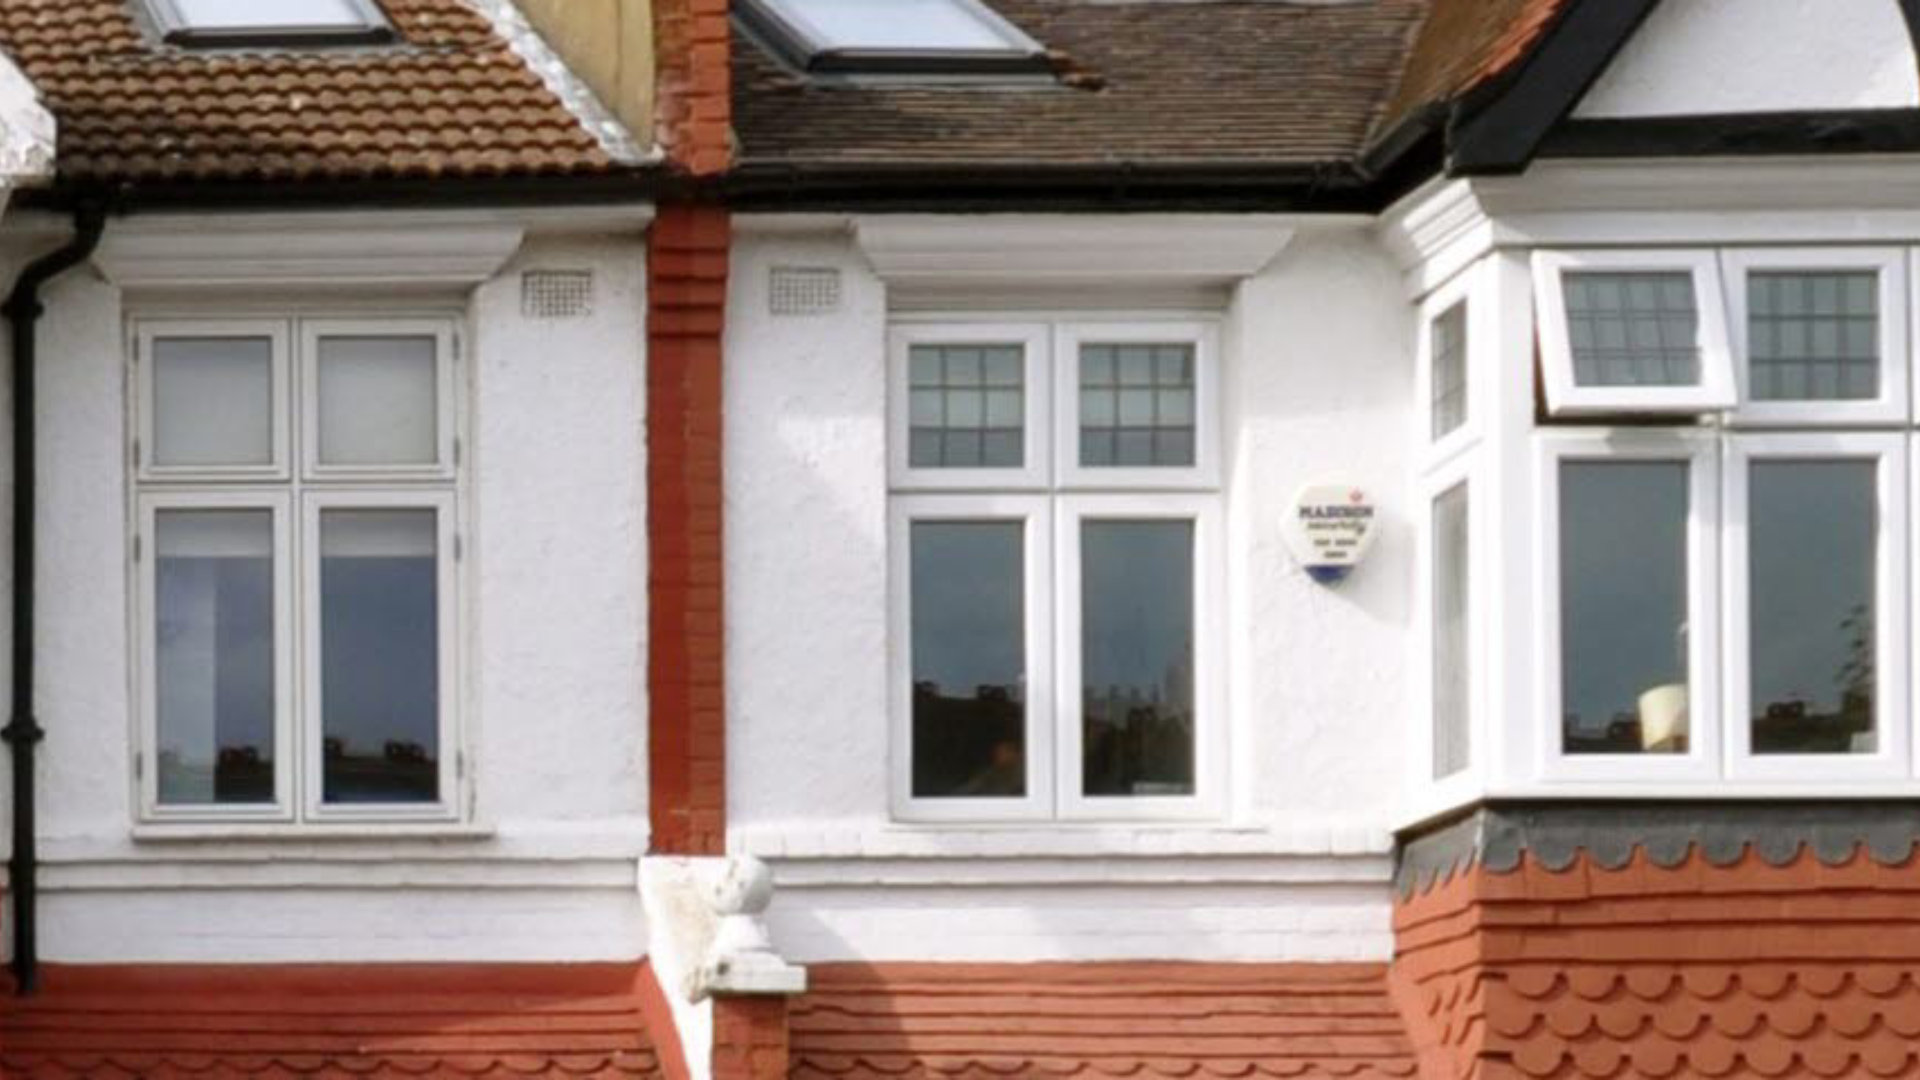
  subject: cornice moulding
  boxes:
[853,214,1301,287]
[93,218,529,289]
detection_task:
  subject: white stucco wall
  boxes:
[0,223,652,963]
[1575,0,1920,119]
[724,220,1414,963]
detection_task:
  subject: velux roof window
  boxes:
[738,0,1049,76]
[144,0,395,47]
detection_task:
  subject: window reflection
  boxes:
[1561,462,1690,755]
[1082,520,1195,796]
[155,510,276,805]
[1749,461,1877,754]
[910,522,1026,797]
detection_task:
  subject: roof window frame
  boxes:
[144,0,396,48]
[736,0,1051,77]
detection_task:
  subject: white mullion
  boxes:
[889,493,1054,822]
[1725,431,1909,781]
[1055,492,1222,822]
[1535,429,1722,784]
[134,490,296,823]
[300,488,460,823]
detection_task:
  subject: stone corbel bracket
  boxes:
[642,855,808,1004]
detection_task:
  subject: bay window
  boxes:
[888,318,1222,822]
[133,316,463,824]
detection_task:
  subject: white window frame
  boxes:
[1723,248,1909,427]
[1534,430,1722,783]
[300,489,462,823]
[1723,432,1909,781]
[889,494,1054,823]
[1055,321,1221,490]
[1054,493,1223,822]
[1419,269,1481,465]
[887,323,1051,491]
[1533,249,1737,417]
[130,313,467,828]
[300,318,459,481]
[134,491,297,823]
[135,319,292,483]
[1416,452,1486,802]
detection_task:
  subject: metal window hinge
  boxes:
[453,334,463,362]
[453,533,464,561]
[133,751,143,780]
[456,751,466,779]
[453,438,463,468]
[132,533,142,563]
[132,437,142,469]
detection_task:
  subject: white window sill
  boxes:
[132,821,497,843]
[731,821,1393,862]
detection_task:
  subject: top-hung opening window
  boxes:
[143,0,395,47]
[736,0,1050,76]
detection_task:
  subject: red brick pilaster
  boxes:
[648,202,731,856]
[711,995,790,1080]
[651,0,731,175]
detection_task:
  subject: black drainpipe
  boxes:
[3,198,108,996]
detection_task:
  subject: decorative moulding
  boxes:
[93,216,530,289]
[852,214,1301,290]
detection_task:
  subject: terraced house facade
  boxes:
[0,0,1918,1077]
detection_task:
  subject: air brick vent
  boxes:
[522,270,594,319]
[770,266,842,316]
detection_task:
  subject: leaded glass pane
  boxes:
[1563,272,1701,387]
[907,344,1025,469]
[1748,271,1879,401]
[1078,343,1196,468]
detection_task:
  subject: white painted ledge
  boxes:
[731,822,1394,861]
[94,214,529,290]
[853,215,1301,287]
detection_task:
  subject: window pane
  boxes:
[1078,343,1197,468]
[906,344,1024,470]
[320,509,440,805]
[910,522,1026,798]
[317,335,439,466]
[1082,520,1195,796]
[1563,272,1701,387]
[760,0,1026,52]
[1561,462,1690,755]
[1749,461,1877,754]
[169,0,373,28]
[1432,483,1470,778]
[1431,303,1468,440]
[155,510,275,806]
[152,337,274,467]
[1748,272,1879,401]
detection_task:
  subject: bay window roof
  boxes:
[736,0,1050,76]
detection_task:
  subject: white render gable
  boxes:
[1573,0,1920,119]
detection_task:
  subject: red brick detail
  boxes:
[652,0,732,174]
[648,202,732,857]
[1393,847,1920,1078]
[714,995,791,1080]
[0,961,671,1076]
[790,962,1418,1078]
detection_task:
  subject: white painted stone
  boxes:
[724,222,1414,963]
[0,224,653,962]
[0,50,54,183]
[1575,0,1920,119]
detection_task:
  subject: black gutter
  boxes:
[3,196,108,997]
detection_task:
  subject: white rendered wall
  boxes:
[724,222,1413,963]
[2,226,652,963]
[1575,0,1920,119]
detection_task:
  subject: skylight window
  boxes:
[144,0,394,47]
[738,0,1049,76]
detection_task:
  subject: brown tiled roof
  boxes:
[1375,0,1573,142]
[732,0,1430,170]
[0,962,673,1076]
[0,0,624,184]
[789,961,1420,1079]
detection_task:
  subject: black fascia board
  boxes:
[1542,109,1920,161]
[1446,0,1665,176]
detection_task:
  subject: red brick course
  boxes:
[1393,846,1920,1078]
[714,995,791,1080]
[647,201,731,857]
[652,0,731,174]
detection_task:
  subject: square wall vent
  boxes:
[522,270,594,319]
[770,266,842,316]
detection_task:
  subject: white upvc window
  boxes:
[1533,249,1736,417]
[1723,432,1909,780]
[1723,248,1910,426]
[132,315,464,826]
[889,316,1223,822]
[1535,430,1722,783]
[1417,451,1484,792]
